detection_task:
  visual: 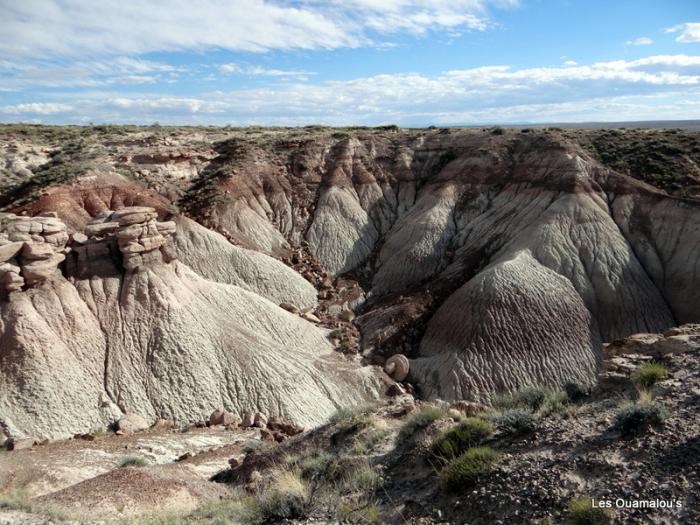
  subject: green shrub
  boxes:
[397,407,449,441]
[440,447,500,491]
[494,386,547,411]
[492,408,537,436]
[567,497,612,525]
[538,390,572,417]
[287,450,335,480]
[632,362,668,389]
[431,418,493,463]
[613,401,669,435]
[119,455,148,468]
[352,427,391,455]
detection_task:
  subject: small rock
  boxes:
[339,309,355,322]
[302,311,321,323]
[176,452,193,462]
[279,302,300,314]
[386,383,407,396]
[151,418,174,431]
[450,400,488,417]
[71,232,88,244]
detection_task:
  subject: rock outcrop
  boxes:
[0,212,70,295]
[0,208,381,440]
[1,127,699,423]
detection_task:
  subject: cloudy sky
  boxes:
[0,0,699,125]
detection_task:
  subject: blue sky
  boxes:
[0,0,699,125]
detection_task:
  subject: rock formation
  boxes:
[1,126,699,436]
[0,207,381,440]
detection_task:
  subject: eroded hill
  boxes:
[0,125,699,443]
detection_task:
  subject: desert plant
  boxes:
[493,386,547,411]
[564,381,590,402]
[431,417,493,463]
[119,455,148,468]
[397,406,450,441]
[352,427,392,455]
[613,401,669,435]
[440,446,500,491]
[330,406,376,445]
[537,390,572,417]
[343,461,380,492]
[632,362,668,389]
[289,450,335,480]
[492,408,537,436]
[328,403,375,426]
[335,498,381,523]
[0,489,32,512]
[567,497,612,525]
[256,469,309,521]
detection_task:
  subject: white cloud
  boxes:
[0,103,74,115]
[218,63,313,79]
[0,0,515,59]
[0,56,181,90]
[3,54,698,125]
[218,63,243,74]
[563,60,578,66]
[627,37,653,46]
[665,23,700,43]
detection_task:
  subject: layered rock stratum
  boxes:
[0,124,698,442]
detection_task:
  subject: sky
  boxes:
[0,0,699,126]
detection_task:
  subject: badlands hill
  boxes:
[0,124,698,445]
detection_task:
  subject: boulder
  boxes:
[241,413,255,428]
[117,413,150,434]
[253,412,268,429]
[21,242,54,260]
[22,254,65,285]
[151,418,175,431]
[384,354,410,382]
[7,437,37,451]
[0,242,23,262]
[209,409,240,427]
[208,409,225,426]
